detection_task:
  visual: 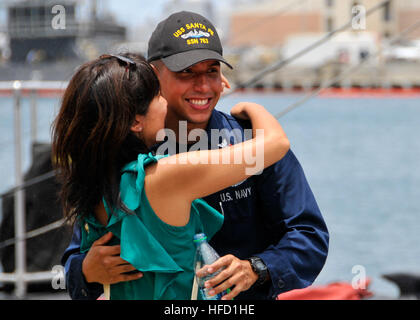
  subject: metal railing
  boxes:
[0,80,67,298]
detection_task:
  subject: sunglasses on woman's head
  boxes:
[99,54,136,79]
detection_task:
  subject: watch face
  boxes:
[254,258,266,271]
[248,257,268,285]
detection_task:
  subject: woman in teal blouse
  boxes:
[52,53,290,299]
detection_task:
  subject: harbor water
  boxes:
[1,92,419,298]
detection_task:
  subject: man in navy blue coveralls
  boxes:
[61,11,329,300]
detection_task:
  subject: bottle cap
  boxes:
[193,233,207,243]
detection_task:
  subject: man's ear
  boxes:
[150,61,161,78]
[151,63,158,74]
[221,73,231,89]
[131,115,144,133]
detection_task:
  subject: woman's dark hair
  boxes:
[52,53,160,223]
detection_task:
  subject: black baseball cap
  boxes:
[147,11,233,72]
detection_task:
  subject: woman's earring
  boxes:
[131,115,144,133]
[131,123,143,132]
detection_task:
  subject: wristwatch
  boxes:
[246,256,269,286]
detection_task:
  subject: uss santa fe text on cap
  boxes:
[147,11,233,72]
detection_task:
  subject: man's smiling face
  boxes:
[156,60,223,129]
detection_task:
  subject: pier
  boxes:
[224,60,420,92]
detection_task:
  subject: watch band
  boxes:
[246,256,269,286]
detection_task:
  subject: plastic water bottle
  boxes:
[193,233,227,300]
